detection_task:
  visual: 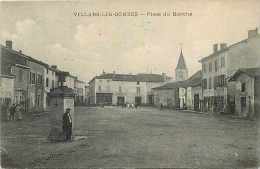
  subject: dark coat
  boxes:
[62,112,72,130]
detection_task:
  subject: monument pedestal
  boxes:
[47,86,75,142]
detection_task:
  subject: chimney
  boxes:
[6,40,12,49]
[248,28,258,38]
[113,70,116,74]
[220,43,227,50]
[51,65,57,69]
[213,43,218,53]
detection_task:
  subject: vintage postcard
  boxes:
[0,0,260,168]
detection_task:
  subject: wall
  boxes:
[1,47,27,75]
[175,68,188,81]
[43,68,57,110]
[201,51,228,98]
[233,73,255,117]
[64,76,76,89]
[153,89,176,108]
[90,78,163,105]
[89,80,96,105]
[190,85,203,110]
[0,75,14,104]
[255,77,260,118]
[100,79,146,105]
[28,61,45,112]
[75,80,86,105]
[227,35,260,75]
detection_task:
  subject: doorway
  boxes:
[135,96,142,106]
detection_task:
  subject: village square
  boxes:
[1,27,260,168]
[1,1,260,168]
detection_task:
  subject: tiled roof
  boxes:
[1,44,49,67]
[152,80,188,90]
[153,70,202,90]
[90,73,166,83]
[229,67,260,81]
[136,74,166,82]
[187,70,202,87]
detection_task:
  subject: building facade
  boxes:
[153,82,181,109]
[1,41,30,111]
[27,59,46,112]
[84,85,90,105]
[153,70,202,110]
[0,74,15,105]
[1,41,48,112]
[199,28,260,113]
[88,73,168,106]
[75,79,86,105]
[185,71,202,111]
[229,68,260,118]
[43,65,58,109]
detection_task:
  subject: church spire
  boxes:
[175,45,188,81]
[176,48,187,70]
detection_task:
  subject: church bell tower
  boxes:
[175,48,188,81]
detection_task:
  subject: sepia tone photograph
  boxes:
[0,0,260,168]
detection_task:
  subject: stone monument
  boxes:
[47,72,75,142]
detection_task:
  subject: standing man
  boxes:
[63,108,72,141]
[9,104,16,121]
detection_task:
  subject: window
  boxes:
[98,86,102,92]
[241,83,246,92]
[0,78,2,86]
[37,95,40,106]
[119,86,122,93]
[137,81,140,85]
[136,87,141,95]
[18,69,23,82]
[221,57,225,68]
[241,97,246,107]
[47,69,49,74]
[209,62,212,72]
[202,79,207,89]
[202,63,207,73]
[37,74,42,84]
[46,78,49,87]
[31,72,36,84]
[214,60,218,72]
[208,77,212,89]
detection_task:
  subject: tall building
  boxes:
[199,28,260,113]
[175,49,188,81]
[0,40,46,112]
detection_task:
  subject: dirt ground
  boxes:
[1,106,259,168]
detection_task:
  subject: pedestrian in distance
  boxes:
[15,103,23,120]
[63,108,72,141]
[160,103,163,110]
[9,104,16,121]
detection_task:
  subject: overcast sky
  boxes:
[1,0,260,82]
